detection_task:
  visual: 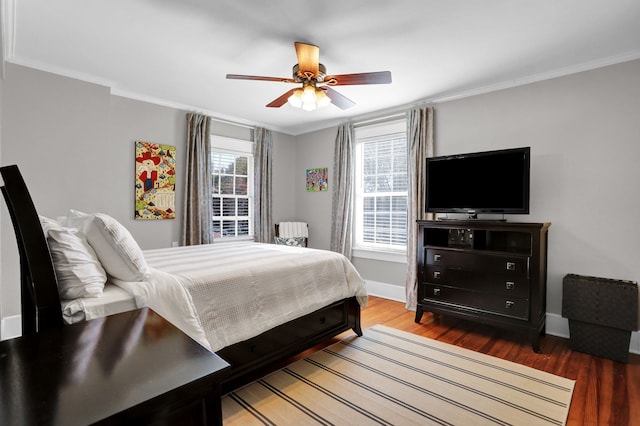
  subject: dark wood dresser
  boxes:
[415,219,550,352]
[0,308,229,425]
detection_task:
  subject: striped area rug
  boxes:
[222,325,575,425]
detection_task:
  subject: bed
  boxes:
[0,164,366,392]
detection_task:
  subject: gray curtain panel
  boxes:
[253,127,273,243]
[330,123,355,258]
[405,107,434,310]
[181,113,212,246]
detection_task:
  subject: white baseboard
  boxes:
[545,312,570,339]
[365,280,640,355]
[632,331,640,354]
[365,280,407,304]
[0,315,21,341]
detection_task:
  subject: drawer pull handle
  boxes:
[506,262,516,271]
[433,271,441,279]
[505,300,515,309]
[506,281,515,290]
[434,254,441,262]
[433,288,441,296]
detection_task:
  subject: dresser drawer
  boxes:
[424,266,530,298]
[421,284,529,320]
[425,248,529,276]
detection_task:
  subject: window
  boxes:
[354,119,408,255]
[211,136,254,241]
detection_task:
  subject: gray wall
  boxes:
[272,131,297,226]
[293,127,335,250]
[2,58,639,335]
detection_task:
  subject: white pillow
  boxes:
[40,215,63,234]
[78,212,150,282]
[66,209,93,231]
[39,216,107,299]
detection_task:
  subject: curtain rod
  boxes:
[352,100,434,128]
[353,112,406,128]
[210,116,255,130]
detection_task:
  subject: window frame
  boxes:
[353,118,408,262]
[210,136,255,242]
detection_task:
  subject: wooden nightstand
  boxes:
[0,308,229,425]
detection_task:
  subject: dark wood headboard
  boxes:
[0,164,62,335]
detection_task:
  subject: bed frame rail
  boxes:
[218,296,362,393]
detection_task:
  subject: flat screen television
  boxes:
[425,147,530,216]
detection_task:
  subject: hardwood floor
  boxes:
[352,296,640,426]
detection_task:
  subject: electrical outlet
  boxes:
[171,241,179,248]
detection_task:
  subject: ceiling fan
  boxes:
[226,42,392,111]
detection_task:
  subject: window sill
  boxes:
[352,248,407,264]
[212,236,254,243]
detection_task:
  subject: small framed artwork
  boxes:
[135,141,177,219]
[306,167,328,192]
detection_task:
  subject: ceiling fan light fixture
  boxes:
[287,89,303,108]
[289,84,331,111]
[316,89,331,108]
[302,101,317,112]
[301,85,317,104]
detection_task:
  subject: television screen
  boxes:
[425,147,530,215]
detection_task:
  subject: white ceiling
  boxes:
[6,0,640,135]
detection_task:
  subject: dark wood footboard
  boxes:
[217,296,361,393]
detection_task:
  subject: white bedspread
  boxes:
[61,284,137,324]
[113,242,367,352]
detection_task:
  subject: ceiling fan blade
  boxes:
[294,42,319,78]
[323,87,356,110]
[266,89,296,108]
[323,71,392,86]
[226,74,296,83]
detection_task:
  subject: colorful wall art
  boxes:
[306,167,328,192]
[135,141,176,219]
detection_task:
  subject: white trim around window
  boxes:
[211,135,255,242]
[352,247,407,263]
[353,118,408,257]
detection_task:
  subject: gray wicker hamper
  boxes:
[562,274,638,362]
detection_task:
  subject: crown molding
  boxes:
[285,51,640,135]
[8,55,118,88]
[109,87,269,132]
[426,50,640,104]
[0,0,16,78]
[7,48,640,136]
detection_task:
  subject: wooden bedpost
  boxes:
[0,165,63,335]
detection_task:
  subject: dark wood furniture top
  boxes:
[415,219,550,352]
[0,308,230,426]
